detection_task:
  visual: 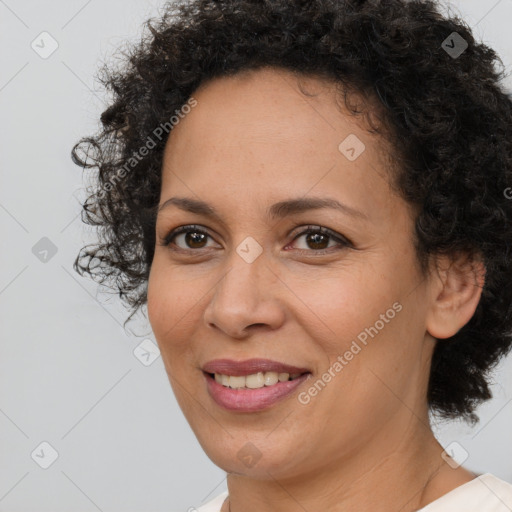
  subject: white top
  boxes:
[195,473,512,512]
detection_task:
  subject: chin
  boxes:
[200,436,304,480]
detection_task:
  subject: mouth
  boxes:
[202,358,311,378]
[203,370,309,389]
[201,358,312,412]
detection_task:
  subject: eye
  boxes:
[158,224,352,254]
[159,224,218,251]
[287,225,352,254]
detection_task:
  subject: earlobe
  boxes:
[425,252,486,340]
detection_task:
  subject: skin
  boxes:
[147,67,485,512]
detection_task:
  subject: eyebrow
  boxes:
[157,196,369,222]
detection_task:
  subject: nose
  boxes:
[202,247,286,338]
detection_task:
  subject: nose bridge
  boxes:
[217,236,267,305]
[203,236,281,334]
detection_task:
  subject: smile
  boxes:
[212,371,304,389]
[203,371,311,412]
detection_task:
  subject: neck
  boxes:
[221,419,475,512]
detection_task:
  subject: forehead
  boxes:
[160,67,398,221]
[165,67,367,153]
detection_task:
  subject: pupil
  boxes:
[186,232,206,248]
[307,233,328,249]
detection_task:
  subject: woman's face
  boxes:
[147,67,435,479]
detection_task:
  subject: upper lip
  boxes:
[202,358,311,377]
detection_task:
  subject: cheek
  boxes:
[316,295,425,428]
[147,264,170,339]
[293,263,418,396]
[147,260,210,367]
[287,264,397,352]
[148,260,186,328]
[147,263,187,355]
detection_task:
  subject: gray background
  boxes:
[1,0,511,511]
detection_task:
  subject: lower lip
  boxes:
[204,372,311,413]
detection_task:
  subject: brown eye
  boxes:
[289,226,351,253]
[303,232,330,250]
[161,225,216,250]
[180,231,208,249]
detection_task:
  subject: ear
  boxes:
[425,252,486,339]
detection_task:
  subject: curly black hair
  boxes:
[72,0,512,425]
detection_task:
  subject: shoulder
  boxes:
[476,474,512,509]
[194,491,229,512]
[189,477,512,512]
[419,473,512,512]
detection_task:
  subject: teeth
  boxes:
[264,372,279,386]
[229,375,246,389]
[213,371,304,389]
[246,372,265,389]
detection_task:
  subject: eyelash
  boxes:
[159,224,352,255]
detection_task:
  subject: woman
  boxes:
[72,0,512,510]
